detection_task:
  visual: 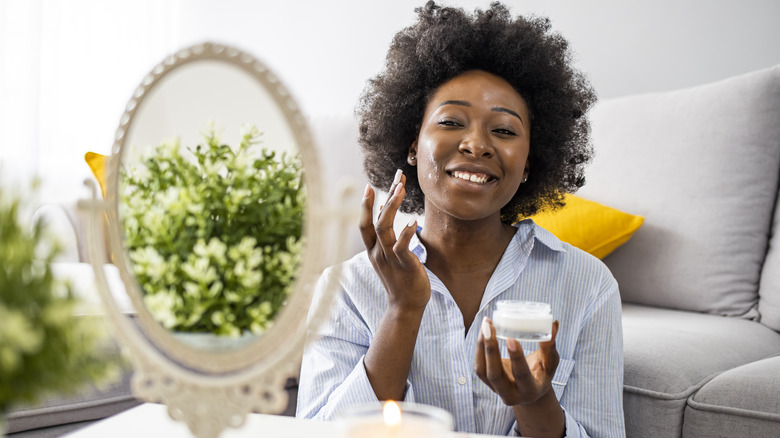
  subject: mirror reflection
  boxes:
[117,59,305,351]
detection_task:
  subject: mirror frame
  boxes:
[80,42,354,438]
[114,43,317,374]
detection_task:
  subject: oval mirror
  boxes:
[82,43,349,437]
[112,44,318,374]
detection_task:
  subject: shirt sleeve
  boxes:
[295,266,415,420]
[559,273,626,438]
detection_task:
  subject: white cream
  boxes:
[493,313,552,332]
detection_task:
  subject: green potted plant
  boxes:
[120,125,305,341]
[0,187,116,434]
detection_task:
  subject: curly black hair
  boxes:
[356,1,596,222]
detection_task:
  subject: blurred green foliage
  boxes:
[0,189,116,413]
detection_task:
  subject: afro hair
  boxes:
[356,1,597,222]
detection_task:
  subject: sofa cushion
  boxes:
[758,186,780,332]
[683,356,780,438]
[580,65,780,318]
[84,152,109,198]
[621,304,780,438]
[528,194,644,259]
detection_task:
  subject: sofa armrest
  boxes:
[32,202,87,263]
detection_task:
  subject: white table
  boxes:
[64,403,497,437]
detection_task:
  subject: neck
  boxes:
[419,209,516,275]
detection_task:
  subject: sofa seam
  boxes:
[685,396,780,422]
[623,372,720,400]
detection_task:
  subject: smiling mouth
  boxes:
[451,170,496,184]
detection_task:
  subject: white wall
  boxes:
[171,0,780,116]
[1,0,778,204]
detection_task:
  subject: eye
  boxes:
[437,119,462,128]
[493,128,517,136]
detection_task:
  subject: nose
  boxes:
[458,127,494,158]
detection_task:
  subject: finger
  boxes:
[375,177,406,259]
[506,337,533,385]
[383,169,404,209]
[539,320,560,376]
[482,317,512,390]
[358,184,377,250]
[474,317,494,391]
[393,217,419,266]
[377,170,405,221]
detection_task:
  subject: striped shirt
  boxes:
[297,220,625,437]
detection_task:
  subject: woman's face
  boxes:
[409,70,531,222]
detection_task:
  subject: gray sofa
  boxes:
[579,64,780,437]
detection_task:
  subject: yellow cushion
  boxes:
[85,152,115,263]
[84,152,109,198]
[528,194,644,259]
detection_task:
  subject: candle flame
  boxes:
[383,401,401,426]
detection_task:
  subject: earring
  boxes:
[522,176,528,183]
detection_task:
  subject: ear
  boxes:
[407,141,418,166]
[522,157,531,182]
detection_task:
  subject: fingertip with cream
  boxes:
[393,169,403,185]
[481,316,492,340]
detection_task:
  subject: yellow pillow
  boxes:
[527,194,644,259]
[84,152,109,198]
[85,152,115,262]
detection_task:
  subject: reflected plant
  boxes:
[120,125,305,336]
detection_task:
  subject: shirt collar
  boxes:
[407,218,567,263]
[520,218,568,253]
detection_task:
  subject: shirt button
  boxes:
[457,376,467,385]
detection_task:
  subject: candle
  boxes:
[340,401,453,438]
[492,301,553,342]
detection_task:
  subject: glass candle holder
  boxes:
[492,300,553,342]
[339,401,453,438]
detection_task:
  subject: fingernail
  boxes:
[363,184,371,198]
[393,169,403,185]
[407,217,416,228]
[481,317,491,340]
[394,182,403,195]
[507,337,517,353]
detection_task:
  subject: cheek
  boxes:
[506,144,530,172]
[420,139,440,183]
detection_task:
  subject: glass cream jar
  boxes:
[492,301,553,342]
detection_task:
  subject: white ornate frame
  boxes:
[79,42,355,438]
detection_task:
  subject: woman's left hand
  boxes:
[474,317,560,406]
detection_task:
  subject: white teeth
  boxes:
[453,170,489,184]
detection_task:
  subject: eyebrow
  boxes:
[491,106,524,124]
[438,100,524,125]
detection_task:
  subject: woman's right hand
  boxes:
[359,171,430,312]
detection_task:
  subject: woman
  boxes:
[297,2,625,437]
